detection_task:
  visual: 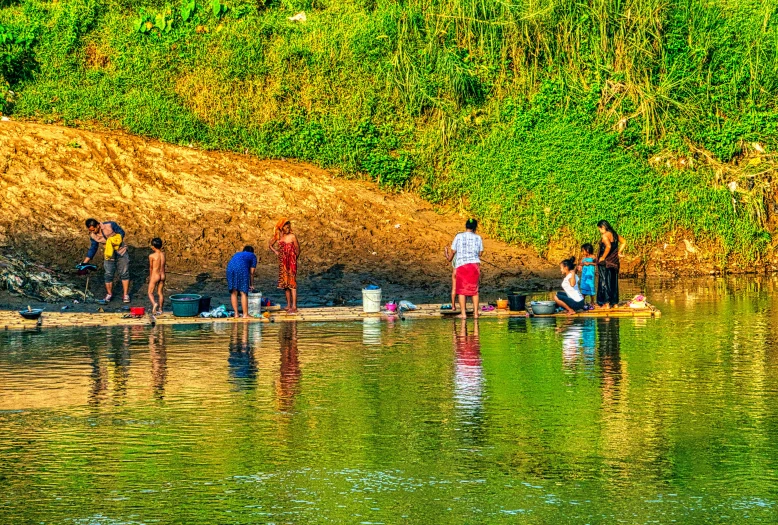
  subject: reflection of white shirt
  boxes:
[451,232,483,268]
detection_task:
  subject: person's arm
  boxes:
[444,246,454,262]
[618,236,626,257]
[449,236,459,261]
[478,236,484,258]
[268,236,279,256]
[597,236,612,263]
[84,237,98,263]
[249,255,257,290]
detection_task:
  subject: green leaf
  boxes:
[212,0,221,17]
[155,13,165,29]
[181,0,195,22]
[133,18,144,32]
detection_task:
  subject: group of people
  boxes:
[443,219,626,318]
[84,214,622,319]
[553,220,626,315]
[83,217,300,318]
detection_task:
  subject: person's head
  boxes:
[581,243,594,256]
[151,238,163,250]
[85,218,99,233]
[282,221,291,234]
[243,245,254,253]
[560,256,576,274]
[597,220,618,237]
[465,218,478,232]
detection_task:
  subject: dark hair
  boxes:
[597,220,618,238]
[85,218,99,228]
[560,256,576,271]
[465,219,478,231]
[581,243,594,254]
[151,238,163,249]
[243,245,254,253]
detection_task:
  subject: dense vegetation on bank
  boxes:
[1,0,777,261]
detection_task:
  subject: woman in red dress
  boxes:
[268,218,300,313]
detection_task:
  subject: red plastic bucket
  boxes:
[130,306,145,317]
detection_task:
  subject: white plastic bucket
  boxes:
[248,292,263,317]
[362,288,382,313]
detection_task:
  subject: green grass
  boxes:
[1,0,776,262]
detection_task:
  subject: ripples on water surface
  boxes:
[1,278,777,523]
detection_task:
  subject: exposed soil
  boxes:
[0,120,560,312]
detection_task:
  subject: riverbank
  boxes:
[0,120,560,312]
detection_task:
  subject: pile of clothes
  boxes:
[0,253,89,302]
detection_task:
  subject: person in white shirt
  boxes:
[445,219,484,319]
[554,256,585,315]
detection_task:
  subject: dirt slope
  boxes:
[0,121,555,307]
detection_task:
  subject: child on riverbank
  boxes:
[579,243,596,307]
[148,238,166,315]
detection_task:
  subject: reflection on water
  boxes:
[228,322,257,391]
[276,322,301,412]
[453,319,483,421]
[1,277,778,523]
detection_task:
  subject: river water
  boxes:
[1,278,777,523]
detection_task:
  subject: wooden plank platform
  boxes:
[528,304,661,318]
[0,303,660,331]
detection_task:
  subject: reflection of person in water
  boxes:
[598,318,622,405]
[149,326,167,400]
[88,345,108,407]
[108,327,132,403]
[453,319,483,425]
[228,322,257,391]
[276,322,301,412]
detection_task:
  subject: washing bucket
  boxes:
[248,292,263,317]
[170,294,202,317]
[362,287,382,313]
[496,299,509,310]
[508,294,527,311]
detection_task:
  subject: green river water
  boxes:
[1,278,777,524]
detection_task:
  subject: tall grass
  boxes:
[1,0,776,261]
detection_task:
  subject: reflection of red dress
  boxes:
[278,241,297,290]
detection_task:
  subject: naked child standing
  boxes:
[148,238,166,314]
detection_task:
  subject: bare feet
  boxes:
[288,308,298,314]
[565,310,575,316]
[456,314,467,319]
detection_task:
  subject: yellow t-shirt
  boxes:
[104,234,123,258]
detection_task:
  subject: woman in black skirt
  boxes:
[595,220,626,309]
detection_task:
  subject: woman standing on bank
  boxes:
[268,218,300,313]
[446,219,484,319]
[595,220,626,309]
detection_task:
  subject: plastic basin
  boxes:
[170,294,202,317]
[531,301,556,315]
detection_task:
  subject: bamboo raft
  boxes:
[527,303,661,319]
[0,303,660,331]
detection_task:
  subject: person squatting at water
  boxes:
[148,237,166,315]
[595,220,626,309]
[554,256,585,316]
[226,246,257,318]
[83,218,131,303]
[268,218,300,313]
[446,219,484,319]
